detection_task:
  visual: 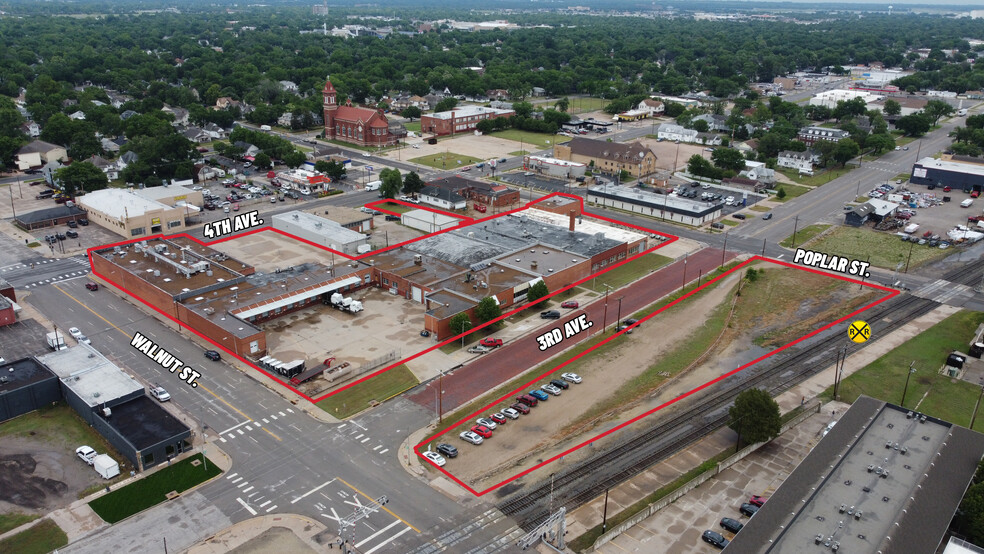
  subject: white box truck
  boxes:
[46,331,67,351]
[93,454,120,479]
[365,180,382,191]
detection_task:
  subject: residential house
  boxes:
[15,140,67,171]
[120,110,139,121]
[181,127,211,143]
[656,123,698,143]
[232,142,261,158]
[486,89,510,100]
[967,91,984,100]
[196,163,225,182]
[215,97,240,110]
[162,106,189,126]
[118,151,139,170]
[419,184,467,210]
[42,160,65,185]
[777,150,820,172]
[106,91,131,109]
[553,137,658,178]
[692,114,729,132]
[277,112,294,128]
[389,94,411,111]
[696,132,723,146]
[423,93,443,109]
[773,77,797,91]
[87,155,119,181]
[796,126,850,146]
[203,123,227,140]
[531,87,546,97]
[20,122,40,138]
[69,110,86,121]
[739,164,776,186]
[279,81,299,92]
[637,98,665,117]
[721,177,767,194]
[101,137,120,153]
[408,95,429,109]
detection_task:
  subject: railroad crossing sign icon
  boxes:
[848,320,871,344]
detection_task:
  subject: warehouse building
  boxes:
[910,156,984,191]
[726,396,984,554]
[79,188,198,238]
[272,211,368,255]
[402,208,463,231]
[587,184,722,226]
[0,357,61,422]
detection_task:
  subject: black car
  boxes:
[385,215,401,221]
[436,443,458,458]
[204,350,221,361]
[550,379,570,390]
[540,310,561,319]
[66,230,78,238]
[733,213,747,220]
[710,222,725,229]
[55,232,66,240]
[702,530,729,549]
[720,517,743,534]
[739,502,760,517]
[67,220,77,228]
[623,318,639,326]
[762,212,773,220]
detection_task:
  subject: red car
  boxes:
[489,413,507,425]
[944,186,952,192]
[749,495,768,507]
[516,394,538,407]
[470,424,493,438]
[973,191,980,198]
[510,402,530,415]
[479,337,503,348]
[561,300,579,308]
[85,283,99,291]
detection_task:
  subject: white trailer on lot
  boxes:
[93,454,120,479]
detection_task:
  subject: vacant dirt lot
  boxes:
[437,264,878,492]
[0,435,101,514]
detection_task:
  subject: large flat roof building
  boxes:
[421,105,514,137]
[726,396,984,554]
[78,188,194,238]
[911,156,984,191]
[272,211,368,255]
[587,184,722,226]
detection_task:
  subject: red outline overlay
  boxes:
[86,193,678,404]
[412,257,899,496]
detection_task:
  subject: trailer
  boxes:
[289,357,350,385]
[93,454,120,479]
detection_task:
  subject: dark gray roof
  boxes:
[17,140,63,154]
[0,358,57,394]
[853,202,875,217]
[15,205,86,225]
[565,137,655,163]
[420,185,465,204]
[428,175,485,193]
[95,395,190,450]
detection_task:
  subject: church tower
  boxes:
[323,76,337,140]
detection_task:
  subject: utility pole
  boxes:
[721,231,728,267]
[901,361,916,407]
[615,296,623,329]
[790,215,800,249]
[681,252,688,292]
[971,383,984,430]
[601,284,612,332]
[761,238,767,257]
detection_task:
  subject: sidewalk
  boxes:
[562,302,960,550]
[185,514,332,554]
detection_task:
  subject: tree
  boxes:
[923,99,955,125]
[448,312,472,337]
[691,119,709,133]
[883,99,902,117]
[434,97,458,113]
[954,461,984,543]
[253,152,271,169]
[316,160,346,181]
[896,113,932,137]
[711,148,747,172]
[475,296,502,324]
[832,138,860,166]
[54,161,108,198]
[380,167,402,199]
[687,154,721,179]
[555,97,569,113]
[866,133,897,154]
[476,119,495,134]
[400,106,422,121]
[69,130,101,161]
[776,186,787,200]
[663,102,685,118]
[526,280,549,308]
[512,101,534,118]
[728,388,781,447]
[282,150,306,169]
[402,171,424,195]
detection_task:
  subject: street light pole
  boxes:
[791,215,800,249]
[971,383,984,430]
[900,361,916,407]
[615,296,623,329]
[601,284,612,332]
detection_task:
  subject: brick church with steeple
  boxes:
[323,76,404,147]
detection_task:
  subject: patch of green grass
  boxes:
[0,513,40,535]
[317,364,418,419]
[378,201,414,214]
[404,121,421,133]
[806,226,947,270]
[508,150,531,157]
[721,219,739,226]
[779,224,831,249]
[409,152,484,169]
[568,449,732,552]
[0,519,67,554]
[584,254,673,293]
[88,454,220,524]
[823,311,984,431]
[570,97,609,114]
[893,173,911,182]
[749,205,771,212]
[26,241,40,248]
[777,166,855,187]
[488,129,557,148]
[0,403,122,460]
[772,183,811,202]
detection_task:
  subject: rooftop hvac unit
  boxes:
[102,407,111,417]
[153,270,160,277]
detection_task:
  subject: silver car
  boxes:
[541,383,563,396]
[501,407,521,419]
[476,417,498,430]
[460,431,483,445]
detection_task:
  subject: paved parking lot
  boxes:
[876,180,983,241]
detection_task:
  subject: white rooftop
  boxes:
[866,198,900,216]
[273,211,367,244]
[428,105,513,121]
[403,209,460,227]
[79,189,176,220]
[37,344,144,407]
[916,156,984,177]
[523,208,648,245]
[135,184,197,201]
[529,156,586,168]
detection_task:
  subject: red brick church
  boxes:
[323,77,405,147]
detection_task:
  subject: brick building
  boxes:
[323,77,405,147]
[553,137,658,178]
[420,105,514,137]
[427,175,520,208]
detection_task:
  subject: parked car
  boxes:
[748,495,768,507]
[76,445,97,465]
[67,220,77,228]
[550,379,570,390]
[85,282,99,291]
[615,324,633,334]
[501,407,521,419]
[470,424,493,438]
[516,394,538,407]
[720,517,744,534]
[702,530,730,549]
[204,350,221,361]
[710,222,725,229]
[762,213,773,220]
[436,443,458,458]
[733,213,747,220]
[540,310,561,319]
[739,503,760,517]
[489,413,507,425]
[149,385,171,402]
[467,345,491,354]
[541,383,563,396]
[385,215,401,221]
[68,327,87,342]
[529,390,550,402]
[510,402,531,414]
[479,338,503,348]
[422,451,446,467]
[561,300,579,308]
[78,218,89,226]
[623,318,639,327]
[460,431,484,445]
[476,418,498,430]
[66,230,79,238]
[561,372,582,384]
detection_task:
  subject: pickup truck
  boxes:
[479,337,503,348]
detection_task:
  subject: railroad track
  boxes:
[497,257,984,530]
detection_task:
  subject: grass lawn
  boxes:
[721,219,739,226]
[824,310,984,432]
[404,121,421,133]
[317,364,419,419]
[508,150,531,157]
[583,254,673,293]
[805,226,947,270]
[777,166,855,187]
[772,183,811,202]
[0,513,40,535]
[378,201,414,214]
[570,97,609,114]
[0,520,67,554]
[409,152,484,169]
[0,403,123,461]
[88,454,221,524]
[893,172,911,182]
[749,205,771,213]
[779,223,831,249]
[488,129,557,149]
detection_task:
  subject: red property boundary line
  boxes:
[85,193,678,404]
[413,256,900,497]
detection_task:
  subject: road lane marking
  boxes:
[361,437,371,443]
[226,473,238,480]
[265,504,278,513]
[218,421,251,436]
[356,521,402,548]
[236,498,257,515]
[337,478,420,533]
[364,527,412,554]
[378,449,388,455]
[290,478,337,504]
[241,486,254,493]
[231,477,242,484]
[260,500,272,508]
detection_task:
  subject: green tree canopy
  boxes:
[449,312,472,337]
[253,152,271,169]
[728,388,781,446]
[924,99,955,125]
[400,106,422,121]
[883,99,902,116]
[402,171,424,195]
[526,280,549,308]
[832,138,861,166]
[711,148,746,172]
[475,296,502,324]
[380,167,402,199]
[896,113,932,137]
[434,97,458,113]
[54,161,108,198]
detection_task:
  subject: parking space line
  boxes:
[260,500,272,508]
[231,477,242,484]
[226,473,238,480]
[378,449,388,455]
[265,504,278,513]
[360,437,370,443]
[245,425,253,431]
[279,411,286,416]
[373,445,382,451]
[242,486,254,493]
[262,418,269,423]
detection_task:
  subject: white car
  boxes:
[541,383,563,396]
[76,445,96,465]
[561,372,582,384]
[362,151,372,157]
[149,385,171,402]
[68,327,90,344]
[467,345,491,354]
[476,417,497,430]
[422,450,446,467]
[501,407,521,419]
[411,144,420,149]
[460,431,483,445]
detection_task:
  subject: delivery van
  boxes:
[365,180,382,191]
